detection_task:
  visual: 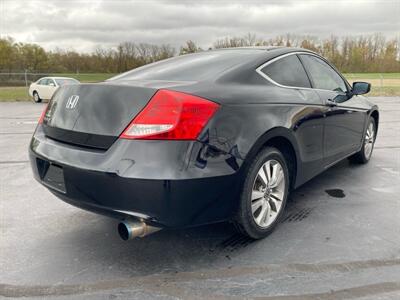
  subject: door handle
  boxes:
[326,99,337,107]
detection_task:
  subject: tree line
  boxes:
[0,33,398,74]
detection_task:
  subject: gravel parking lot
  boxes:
[1,97,400,299]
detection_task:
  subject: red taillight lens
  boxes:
[120,89,219,140]
[38,104,49,124]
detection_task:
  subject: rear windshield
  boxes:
[110,50,259,81]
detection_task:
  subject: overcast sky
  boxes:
[1,0,399,53]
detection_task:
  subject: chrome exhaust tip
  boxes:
[118,220,161,240]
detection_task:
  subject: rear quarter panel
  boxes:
[184,83,326,188]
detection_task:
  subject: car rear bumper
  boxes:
[29,125,242,227]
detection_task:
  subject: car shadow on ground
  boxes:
[37,157,369,279]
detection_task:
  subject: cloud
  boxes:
[1,0,399,52]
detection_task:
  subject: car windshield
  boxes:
[110,50,259,81]
[55,79,79,86]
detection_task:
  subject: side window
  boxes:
[38,79,47,85]
[260,55,311,88]
[300,55,347,92]
[48,79,55,86]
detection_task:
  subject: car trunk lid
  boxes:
[42,83,157,150]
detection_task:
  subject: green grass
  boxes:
[345,73,400,95]
[344,73,400,79]
[0,73,399,101]
[0,87,30,102]
[368,86,400,96]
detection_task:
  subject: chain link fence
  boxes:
[0,71,49,87]
[0,72,398,101]
[0,71,115,86]
[0,72,115,101]
[345,73,400,97]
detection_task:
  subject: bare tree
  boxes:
[0,33,398,73]
[180,40,202,55]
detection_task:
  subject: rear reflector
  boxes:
[120,90,219,140]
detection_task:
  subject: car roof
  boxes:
[38,77,78,80]
[50,77,78,80]
[213,46,283,51]
[111,47,318,84]
[210,46,317,59]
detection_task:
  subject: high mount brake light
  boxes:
[120,90,219,140]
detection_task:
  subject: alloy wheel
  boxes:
[251,159,286,228]
[364,121,375,158]
[33,92,39,102]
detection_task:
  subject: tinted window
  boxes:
[38,78,47,85]
[261,55,311,88]
[112,50,258,81]
[300,55,347,92]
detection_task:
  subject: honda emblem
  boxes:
[66,95,79,109]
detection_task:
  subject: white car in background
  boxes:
[29,77,80,103]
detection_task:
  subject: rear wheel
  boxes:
[33,91,42,103]
[349,117,376,164]
[235,147,289,239]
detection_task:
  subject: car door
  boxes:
[36,78,48,98]
[47,78,58,99]
[298,54,368,166]
[258,54,325,184]
[38,78,51,99]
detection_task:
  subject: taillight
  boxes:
[38,104,49,124]
[120,89,219,140]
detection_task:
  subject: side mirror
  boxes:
[352,82,371,95]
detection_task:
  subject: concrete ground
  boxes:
[0,97,399,299]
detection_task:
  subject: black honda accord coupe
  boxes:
[29,47,378,240]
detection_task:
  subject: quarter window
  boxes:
[299,55,347,92]
[260,55,311,88]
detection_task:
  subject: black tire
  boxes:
[349,117,376,164]
[234,147,289,239]
[33,91,42,103]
